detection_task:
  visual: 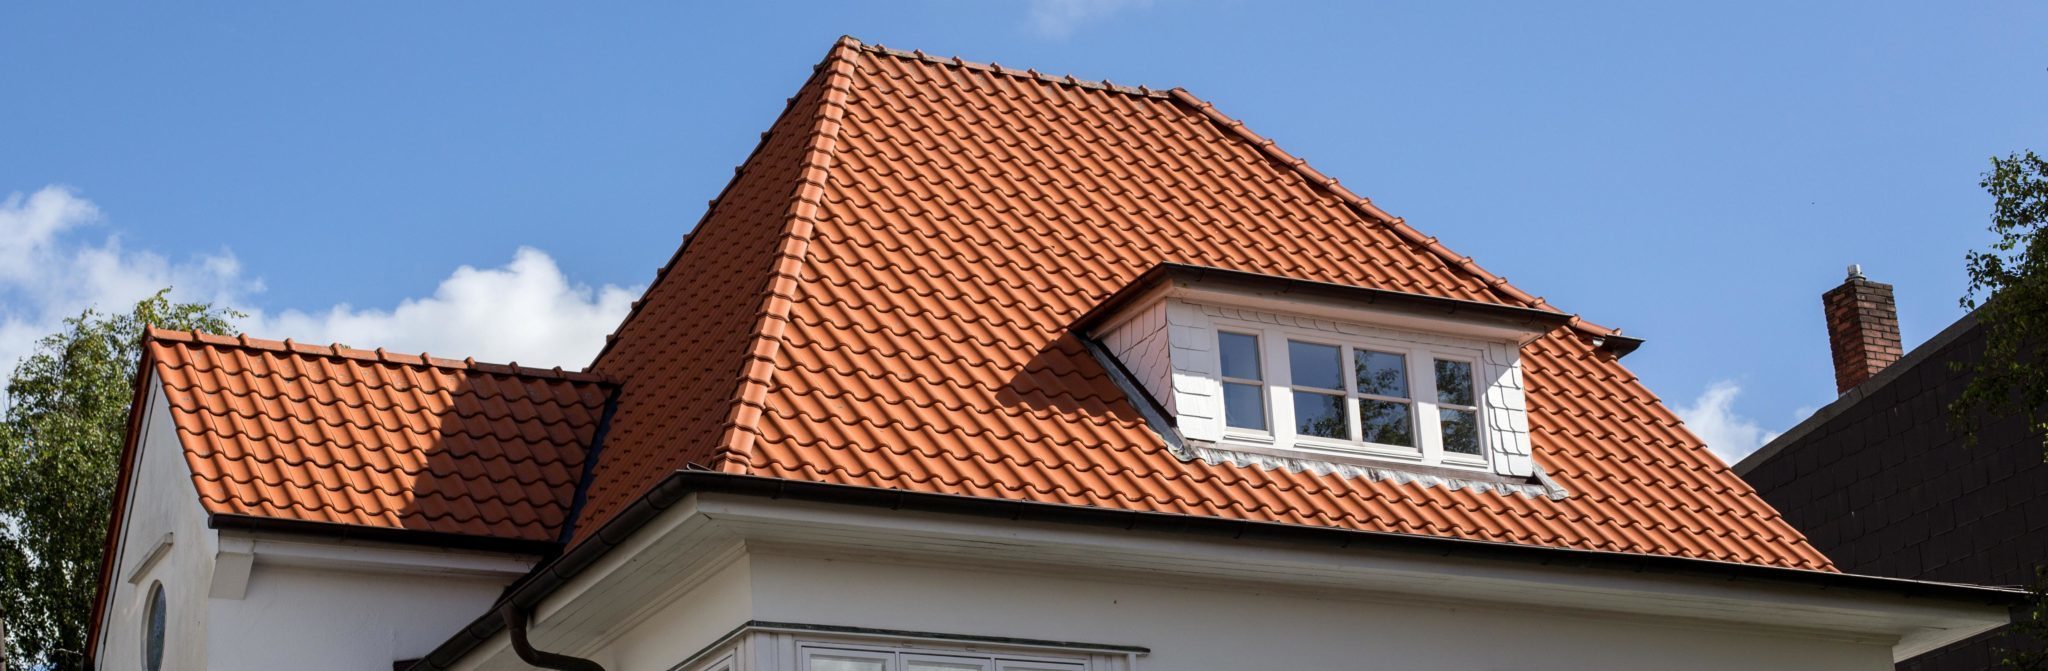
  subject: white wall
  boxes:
[97,382,217,671]
[206,563,516,670]
[739,552,1894,671]
[594,555,756,671]
[570,547,1897,671]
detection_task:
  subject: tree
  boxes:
[0,291,238,671]
[1955,150,2048,461]
[2008,566,2048,671]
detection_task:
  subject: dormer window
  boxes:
[1210,326,1491,470]
[1083,264,1574,482]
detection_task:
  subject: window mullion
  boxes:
[1342,345,1361,443]
[1412,346,1443,463]
[1265,328,1295,444]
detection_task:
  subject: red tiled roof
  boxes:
[578,37,1832,570]
[145,328,612,543]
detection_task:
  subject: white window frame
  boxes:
[795,642,1089,671]
[1212,316,1491,471]
[672,626,1136,671]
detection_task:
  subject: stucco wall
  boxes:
[580,548,1896,671]
[97,382,217,671]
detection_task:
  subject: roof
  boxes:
[1735,310,1981,475]
[144,327,614,543]
[575,37,1832,570]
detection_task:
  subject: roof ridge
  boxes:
[853,37,1173,101]
[701,36,862,475]
[142,325,617,385]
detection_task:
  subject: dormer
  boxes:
[1080,264,1573,490]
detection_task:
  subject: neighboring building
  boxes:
[1738,267,2047,670]
[88,38,2021,671]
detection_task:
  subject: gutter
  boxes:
[406,470,2027,670]
[500,602,606,671]
[207,514,561,557]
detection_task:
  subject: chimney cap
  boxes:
[1846,264,1864,280]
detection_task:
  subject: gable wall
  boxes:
[97,380,217,671]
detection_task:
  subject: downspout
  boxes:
[497,602,606,671]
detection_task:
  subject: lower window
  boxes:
[804,645,1086,671]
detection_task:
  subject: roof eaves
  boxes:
[405,470,2029,671]
[1072,262,1577,335]
[206,513,561,556]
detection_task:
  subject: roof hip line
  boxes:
[704,36,862,474]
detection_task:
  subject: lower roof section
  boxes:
[409,471,2024,670]
[145,328,616,544]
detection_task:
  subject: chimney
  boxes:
[1821,264,1902,394]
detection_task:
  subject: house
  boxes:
[1736,267,2047,669]
[87,37,2022,671]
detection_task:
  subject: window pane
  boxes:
[1288,341,1343,390]
[909,660,988,671]
[810,655,888,671]
[1222,382,1267,431]
[143,583,165,671]
[1355,350,1409,398]
[1359,399,1415,447]
[1441,408,1481,456]
[1435,359,1475,406]
[1293,390,1348,439]
[1219,332,1261,380]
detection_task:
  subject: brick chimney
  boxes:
[1821,264,1902,394]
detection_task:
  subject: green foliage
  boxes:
[0,290,238,671]
[1956,151,2048,460]
[2007,565,2048,670]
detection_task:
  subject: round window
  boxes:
[141,582,166,671]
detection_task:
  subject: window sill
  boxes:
[1193,438,1562,498]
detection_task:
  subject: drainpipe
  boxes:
[497,603,606,671]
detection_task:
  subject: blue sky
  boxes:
[3,2,2043,462]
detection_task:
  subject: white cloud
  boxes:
[1025,0,1151,38]
[1674,380,1783,464]
[250,247,636,368]
[0,186,254,373]
[0,186,638,374]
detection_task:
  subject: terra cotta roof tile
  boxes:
[567,37,1833,570]
[143,327,612,543]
